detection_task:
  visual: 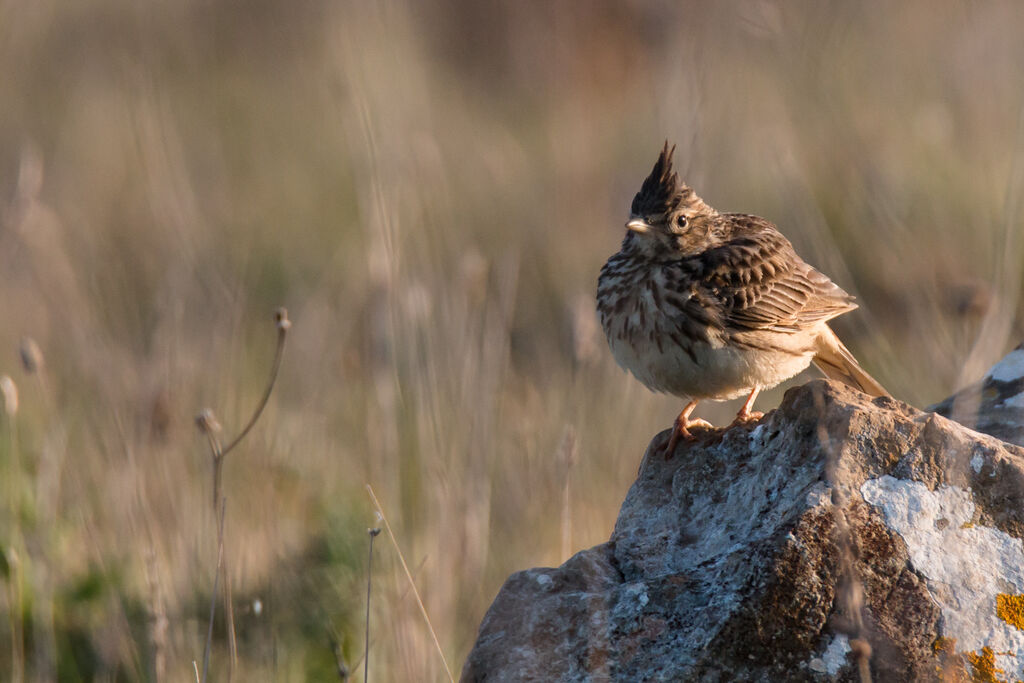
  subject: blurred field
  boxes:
[1,1,1024,680]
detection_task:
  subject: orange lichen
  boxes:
[966,647,1004,683]
[997,593,1024,631]
[932,637,1023,683]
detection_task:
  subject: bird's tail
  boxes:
[811,326,890,398]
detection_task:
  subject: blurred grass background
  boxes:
[1,0,1024,680]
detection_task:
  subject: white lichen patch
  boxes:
[971,453,985,474]
[822,634,850,675]
[805,481,832,509]
[861,476,1024,681]
[986,349,1024,383]
[806,634,850,676]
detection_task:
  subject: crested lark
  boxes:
[597,143,888,457]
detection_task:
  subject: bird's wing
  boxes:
[689,215,857,335]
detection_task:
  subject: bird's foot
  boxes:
[730,410,764,427]
[664,417,714,459]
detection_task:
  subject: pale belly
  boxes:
[598,256,820,400]
[607,330,816,400]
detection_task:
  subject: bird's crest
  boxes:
[631,142,695,217]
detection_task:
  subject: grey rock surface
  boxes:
[463,347,1024,682]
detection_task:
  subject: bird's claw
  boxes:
[664,418,714,459]
[730,410,764,427]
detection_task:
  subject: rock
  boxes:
[932,341,1024,448]
[462,347,1024,682]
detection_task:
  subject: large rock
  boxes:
[463,349,1024,682]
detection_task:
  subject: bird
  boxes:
[597,142,889,458]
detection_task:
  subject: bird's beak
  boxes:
[626,217,652,234]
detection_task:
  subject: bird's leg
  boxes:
[664,400,712,459]
[733,387,764,424]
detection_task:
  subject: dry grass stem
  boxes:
[560,426,577,561]
[365,484,455,683]
[219,307,290,458]
[364,525,381,683]
[145,551,168,683]
[194,309,288,681]
[5,548,24,683]
[200,499,227,683]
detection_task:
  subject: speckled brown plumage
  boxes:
[597,142,888,457]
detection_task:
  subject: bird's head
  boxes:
[623,142,716,256]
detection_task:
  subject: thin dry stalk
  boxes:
[195,308,290,682]
[365,484,454,683]
[21,342,59,683]
[852,638,873,683]
[2,376,24,683]
[559,426,577,561]
[196,413,237,679]
[365,526,381,683]
[145,551,168,683]
[201,500,227,683]
[196,410,223,510]
[218,308,291,458]
[5,549,23,683]
[223,566,237,677]
[219,556,234,671]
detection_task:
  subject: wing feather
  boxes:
[682,215,857,335]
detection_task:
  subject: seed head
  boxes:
[0,375,18,416]
[194,408,222,435]
[19,337,43,374]
[274,307,291,331]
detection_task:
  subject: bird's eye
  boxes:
[676,214,688,228]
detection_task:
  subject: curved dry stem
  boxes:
[204,429,224,510]
[195,308,288,507]
[220,308,290,459]
[194,308,290,679]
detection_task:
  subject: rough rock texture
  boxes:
[463,347,1024,682]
